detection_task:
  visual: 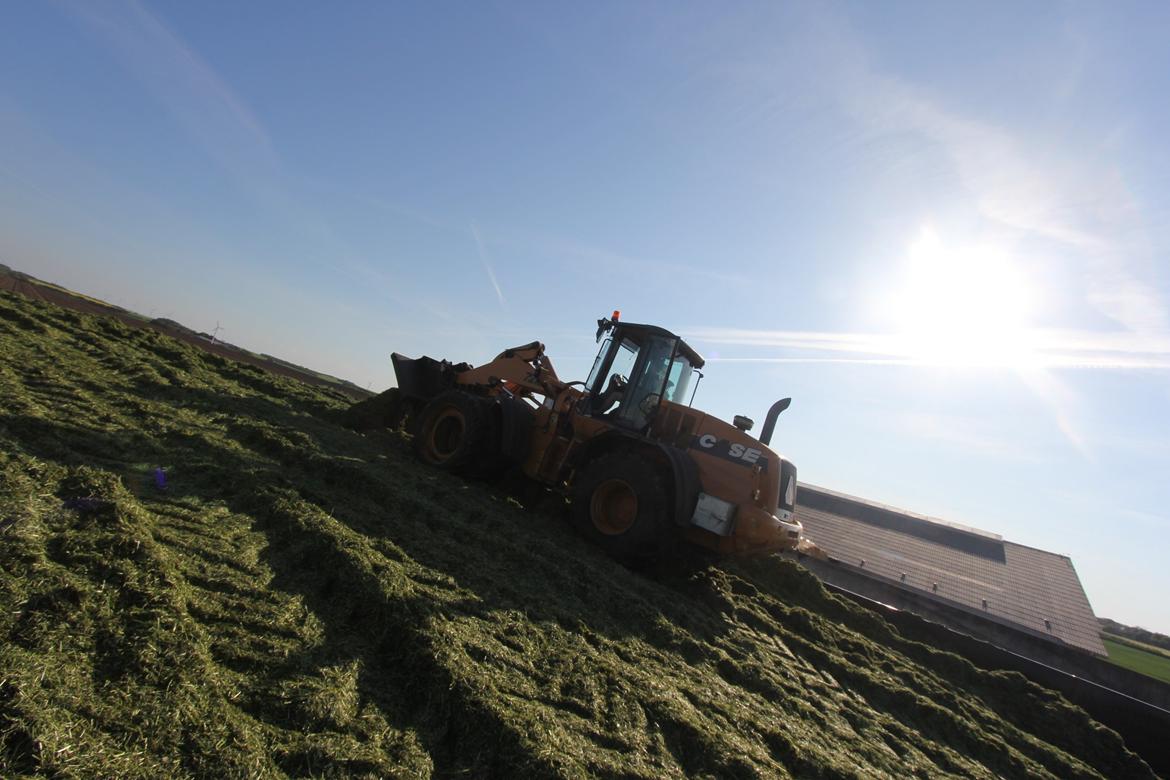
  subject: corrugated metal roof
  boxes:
[797,483,1107,656]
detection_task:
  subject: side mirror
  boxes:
[595,311,620,342]
[595,318,610,342]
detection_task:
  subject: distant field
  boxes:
[1105,632,1170,660]
[1102,636,1170,685]
[0,265,370,400]
[1099,617,1170,654]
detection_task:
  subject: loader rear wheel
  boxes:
[572,452,668,563]
[413,391,493,474]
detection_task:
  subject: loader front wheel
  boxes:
[413,391,493,474]
[572,452,668,563]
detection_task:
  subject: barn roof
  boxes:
[797,483,1107,656]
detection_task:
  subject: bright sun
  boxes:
[887,228,1037,368]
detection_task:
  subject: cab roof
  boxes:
[614,321,705,369]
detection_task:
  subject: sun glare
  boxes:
[888,228,1037,368]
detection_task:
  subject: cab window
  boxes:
[589,337,638,414]
[616,335,675,429]
[664,355,695,404]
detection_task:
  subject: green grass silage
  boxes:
[0,291,1154,779]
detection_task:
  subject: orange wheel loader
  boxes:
[344,313,804,562]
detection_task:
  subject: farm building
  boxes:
[794,484,1107,658]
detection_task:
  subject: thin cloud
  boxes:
[835,37,1168,336]
[561,242,751,287]
[687,326,1170,370]
[710,7,1168,457]
[485,226,752,287]
[736,6,1168,337]
[471,222,507,311]
[688,324,1170,456]
[60,0,282,189]
[1016,366,1092,459]
[706,357,916,365]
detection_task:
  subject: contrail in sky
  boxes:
[687,327,1170,370]
[471,222,506,311]
[688,326,1170,456]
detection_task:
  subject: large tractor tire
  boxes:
[412,391,495,475]
[571,451,669,563]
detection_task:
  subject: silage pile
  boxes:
[0,292,1154,779]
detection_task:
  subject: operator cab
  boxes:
[584,313,705,431]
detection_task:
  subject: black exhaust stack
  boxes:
[758,397,791,446]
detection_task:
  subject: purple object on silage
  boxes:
[154,467,167,490]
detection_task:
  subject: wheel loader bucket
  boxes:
[391,352,469,400]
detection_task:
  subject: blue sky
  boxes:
[3,2,1168,633]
